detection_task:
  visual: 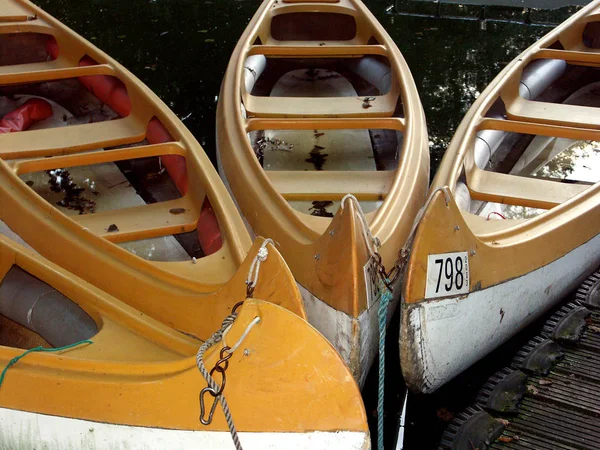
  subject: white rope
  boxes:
[246,238,274,290]
[222,316,261,354]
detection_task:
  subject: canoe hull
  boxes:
[401,229,600,394]
[0,408,370,450]
[218,145,396,386]
[217,0,429,383]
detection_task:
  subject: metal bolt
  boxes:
[470,249,476,256]
[454,225,460,231]
[329,230,335,236]
[244,349,249,356]
[314,254,320,260]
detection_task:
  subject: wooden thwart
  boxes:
[267,170,394,200]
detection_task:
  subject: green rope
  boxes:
[378,280,393,450]
[0,340,92,388]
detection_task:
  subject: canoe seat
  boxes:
[248,44,387,58]
[282,0,340,3]
[74,196,199,242]
[266,170,393,200]
[0,62,114,85]
[506,96,600,130]
[244,94,396,118]
[0,2,32,22]
[0,116,147,159]
[468,168,589,209]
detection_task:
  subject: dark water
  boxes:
[31,0,581,448]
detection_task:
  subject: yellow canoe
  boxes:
[0,0,370,447]
[0,235,369,448]
[217,0,429,385]
[401,1,600,394]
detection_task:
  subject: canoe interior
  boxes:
[0,32,53,66]
[0,35,220,261]
[249,57,394,98]
[270,12,357,41]
[244,54,404,216]
[458,56,600,222]
[0,264,97,350]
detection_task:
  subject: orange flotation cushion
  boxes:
[145,118,220,255]
[0,98,53,133]
[45,36,59,59]
[46,42,222,256]
[78,56,131,117]
[197,197,223,256]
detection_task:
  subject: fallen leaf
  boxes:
[436,407,454,421]
[527,384,539,395]
[498,435,519,443]
[496,418,510,426]
[539,378,553,385]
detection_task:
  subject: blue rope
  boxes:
[378,280,393,450]
[0,340,92,388]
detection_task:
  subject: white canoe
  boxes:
[401,1,600,393]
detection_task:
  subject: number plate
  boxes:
[425,252,470,299]
[364,257,383,309]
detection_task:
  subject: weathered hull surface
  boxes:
[401,0,600,393]
[402,230,600,394]
[0,408,370,450]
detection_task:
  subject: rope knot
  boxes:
[256,246,269,262]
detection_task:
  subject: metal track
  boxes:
[439,270,600,450]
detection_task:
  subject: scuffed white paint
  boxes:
[298,283,398,387]
[404,232,600,393]
[0,408,370,450]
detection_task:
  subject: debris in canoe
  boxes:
[254,137,294,158]
[309,200,334,218]
[106,224,119,232]
[46,168,96,215]
[299,68,341,82]
[169,208,187,215]
[305,145,328,170]
[362,96,376,109]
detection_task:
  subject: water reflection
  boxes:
[534,139,600,183]
[33,0,577,180]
